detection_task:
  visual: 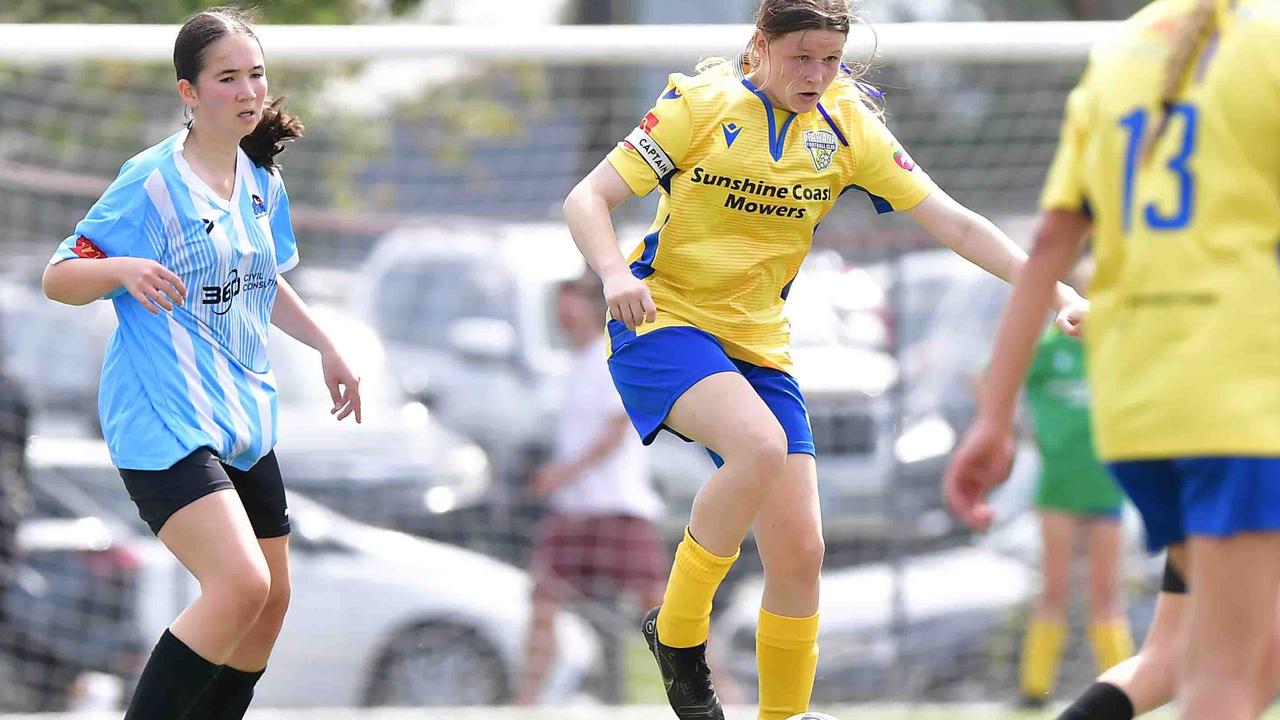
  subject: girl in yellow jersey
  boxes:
[945,1,1280,719]
[563,2,1086,718]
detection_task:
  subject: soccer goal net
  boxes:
[0,19,1161,714]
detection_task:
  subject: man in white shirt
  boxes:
[517,273,666,704]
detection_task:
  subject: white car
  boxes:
[16,436,599,708]
[269,306,494,535]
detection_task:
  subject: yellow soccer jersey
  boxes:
[606,61,935,372]
[1042,0,1280,459]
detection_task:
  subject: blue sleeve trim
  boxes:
[842,184,895,214]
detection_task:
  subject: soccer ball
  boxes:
[785,714,840,720]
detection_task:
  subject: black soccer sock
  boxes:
[185,665,266,720]
[1056,681,1136,720]
[123,629,220,720]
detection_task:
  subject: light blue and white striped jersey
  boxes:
[50,129,299,471]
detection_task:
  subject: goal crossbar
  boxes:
[0,21,1116,64]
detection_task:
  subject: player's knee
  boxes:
[258,574,291,628]
[791,532,826,581]
[724,423,787,480]
[768,530,825,584]
[210,559,272,628]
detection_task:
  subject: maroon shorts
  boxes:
[530,513,668,601]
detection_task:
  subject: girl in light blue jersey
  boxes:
[42,8,361,719]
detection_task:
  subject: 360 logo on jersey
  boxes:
[202,268,276,316]
[203,269,241,315]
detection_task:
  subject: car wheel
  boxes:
[363,622,510,707]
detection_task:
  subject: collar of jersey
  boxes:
[738,76,800,162]
[174,128,245,213]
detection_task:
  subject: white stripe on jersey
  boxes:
[232,157,269,371]
[146,172,226,456]
[210,340,253,460]
[165,313,226,457]
[245,370,275,456]
[185,185,239,361]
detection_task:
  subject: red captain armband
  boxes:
[71,236,107,259]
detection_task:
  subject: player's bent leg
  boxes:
[1056,552,1187,720]
[667,371,788,558]
[658,371,786,648]
[186,536,290,720]
[125,489,269,720]
[643,372,785,720]
[222,536,290,670]
[1086,518,1134,674]
[1180,532,1280,720]
[160,489,271,663]
[752,453,821,720]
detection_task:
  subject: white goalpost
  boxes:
[0,21,1114,63]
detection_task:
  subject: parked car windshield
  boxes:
[374,260,518,349]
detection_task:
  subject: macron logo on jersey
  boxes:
[250,194,267,218]
[722,122,743,149]
[661,87,682,100]
[623,112,675,180]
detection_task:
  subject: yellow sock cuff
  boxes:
[757,608,820,651]
[1088,620,1134,672]
[674,527,739,578]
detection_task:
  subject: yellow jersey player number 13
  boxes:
[945,1,1280,718]
[563,1,1088,719]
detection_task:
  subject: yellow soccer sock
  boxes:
[756,608,820,720]
[1088,620,1135,673]
[1020,618,1068,699]
[656,527,739,649]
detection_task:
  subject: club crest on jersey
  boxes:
[250,194,267,218]
[804,129,838,172]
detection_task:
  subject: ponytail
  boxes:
[1142,0,1215,160]
[239,96,303,172]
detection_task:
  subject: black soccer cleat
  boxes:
[642,606,725,720]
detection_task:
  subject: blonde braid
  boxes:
[1142,0,1216,160]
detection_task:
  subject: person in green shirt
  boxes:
[1018,261,1134,707]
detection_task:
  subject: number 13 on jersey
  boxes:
[1119,103,1200,232]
